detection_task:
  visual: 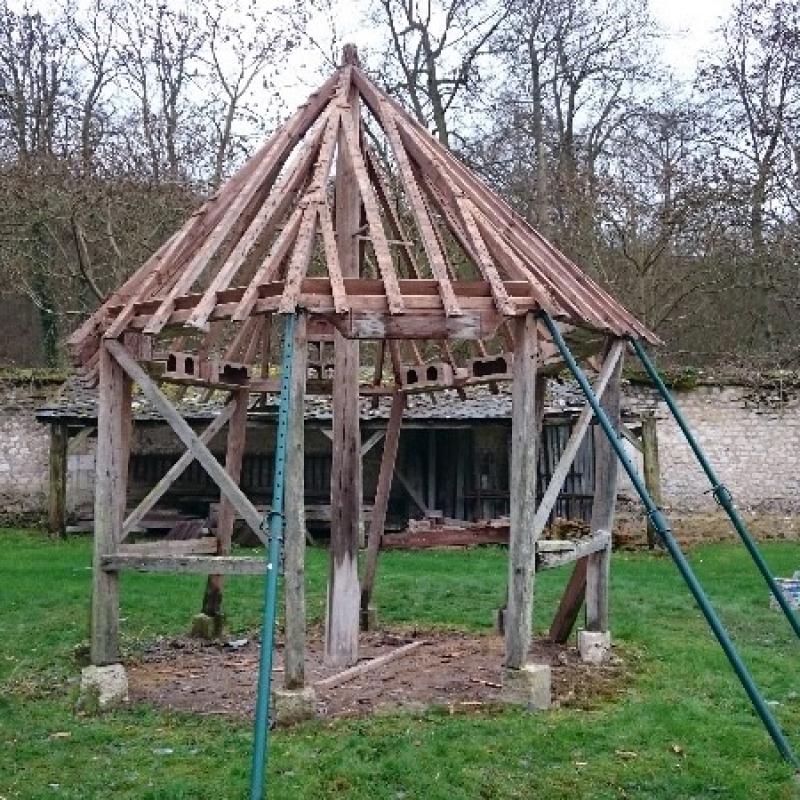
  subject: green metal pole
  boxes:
[541,313,799,769]
[629,337,800,639]
[250,313,296,799]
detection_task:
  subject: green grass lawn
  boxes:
[1,529,799,799]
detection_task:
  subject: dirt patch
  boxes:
[127,629,627,722]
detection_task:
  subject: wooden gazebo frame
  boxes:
[70,46,658,693]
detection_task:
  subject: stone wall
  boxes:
[0,380,56,522]
[621,381,800,513]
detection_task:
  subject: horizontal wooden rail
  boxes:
[101,554,268,575]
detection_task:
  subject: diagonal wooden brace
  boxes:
[106,341,266,545]
[121,402,236,539]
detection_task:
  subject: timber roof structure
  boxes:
[68,46,657,383]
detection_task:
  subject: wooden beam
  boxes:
[284,313,309,689]
[360,391,404,627]
[119,538,218,556]
[586,342,623,632]
[91,344,132,665]
[313,640,425,690]
[101,554,268,574]
[548,558,588,644]
[360,430,385,457]
[121,403,235,539]
[505,312,540,670]
[202,387,249,618]
[105,341,266,544]
[531,340,624,537]
[537,532,611,569]
[394,467,429,515]
[48,422,68,539]
[326,70,362,668]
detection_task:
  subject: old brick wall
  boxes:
[621,382,800,513]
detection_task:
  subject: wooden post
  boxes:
[284,313,308,688]
[48,422,68,538]
[505,313,540,670]
[201,386,249,621]
[586,344,623,632]
[91,343,132,665]
[427,429,436,510]
[641,411,662,550]
[360,390,404,628]
[326,69,362,667]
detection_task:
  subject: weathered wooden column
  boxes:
[200,386,249,631]
[91,343,132,665]
[284,313,308,688]
[326,55,362,666]
[505,313,540,669]
[586,346,623,633]
[48,422,68,538]
[641,411,662,549]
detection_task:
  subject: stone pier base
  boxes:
[501,663,551,710]
[578,630,612,665]
[78,664,129,712]
[272,686,317,726]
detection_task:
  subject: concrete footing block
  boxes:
[360,605,378,631]
[501,663,551,710]
[190,612,225,640]
[78,664,129,711]
[578,630,612,664]
[272,686,317,726]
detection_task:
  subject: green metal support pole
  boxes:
[541,312,799,769]
[250,313,296,799]
[629,337,800,639]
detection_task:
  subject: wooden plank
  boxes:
[548,558,589,644]
[376,100,461,317]
[318,200,348,313]
[48,422,68,538]
[505,313,539,670]
[537,532,611,570]
[119,538,218,556]
[586,342,623,632]
[231,207,304,322]
[101,554,268,574]
[91,343,132,665]
[202,387,249,618]
[347,310,493,340]
[457,198,516,316]
[326,70,362,668]
[360,391,404,626]
[284,313,309,689]
[313,640,425,690]
[277,201,320,314]
[531,341,625,537]
[360,430,385,457]
[121,403,235,538]
[105,341,266,544]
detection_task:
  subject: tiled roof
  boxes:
[34,376,588,424]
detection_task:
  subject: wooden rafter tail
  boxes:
[142,73,341,338]
[277,201,319,314]
[338,103,404,315]
[375,101,461,317]
[318,201,349,314]
[278,108,342,315]
[232,206,304,322]
[185,112,332,332]
[456,198,517,316]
